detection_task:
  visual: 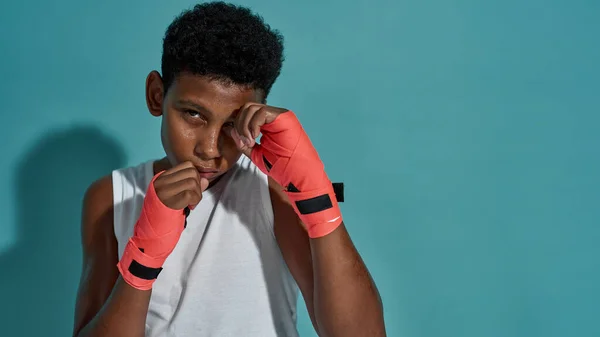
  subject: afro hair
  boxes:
[161,2,285,97]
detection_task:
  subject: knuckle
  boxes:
[183,189,194,200]
[236,124,246,134]
[185,177,199,188]
[153,181,167,193]
[184,168,200,181]
[249,106,262,117]
[183,166,196,174]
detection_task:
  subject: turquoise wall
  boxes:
[0,1,598,336]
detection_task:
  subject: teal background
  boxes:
[1,0,599,336]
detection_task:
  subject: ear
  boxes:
[146,70,165,117]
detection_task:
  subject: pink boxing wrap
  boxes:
[251,111,342,238]
[117,172,186,290]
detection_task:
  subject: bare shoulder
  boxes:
[81,174,116,250]
[73,174,119,335]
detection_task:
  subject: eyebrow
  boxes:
[176,99,214,116]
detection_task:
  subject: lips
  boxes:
[196,167,218,173]
[195,166,219,180]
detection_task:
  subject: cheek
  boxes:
[220,132,243,165]
[162,112,196,158]
[221,128,237,148]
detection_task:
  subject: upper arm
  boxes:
[72,174,120,335]
[268,176,319,332]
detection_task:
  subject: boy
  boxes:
[73,2,385,336]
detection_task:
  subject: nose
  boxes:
[194,126,223,161]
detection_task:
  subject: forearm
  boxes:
[76,276,151,337]
[311,223,386,337]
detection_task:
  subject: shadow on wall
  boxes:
[0,126,126,337]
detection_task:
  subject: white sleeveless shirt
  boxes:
[112,155,300,337]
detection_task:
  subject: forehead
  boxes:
[166,73,262,116]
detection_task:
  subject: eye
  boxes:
[223,121,235,128]
[184,109,200,118]
[181,109,207,125]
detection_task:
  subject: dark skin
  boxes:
[72,72,386,337]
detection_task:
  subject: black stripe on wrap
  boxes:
[263,155,273,171]
[128,260,163,280]
[287,182,344,202]
[287,182,300,192]
[295,194,333,215]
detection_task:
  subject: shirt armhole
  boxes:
[257,169,276,237]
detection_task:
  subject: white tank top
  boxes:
[112,155,299,337]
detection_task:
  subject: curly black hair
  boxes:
[161,2,285,97]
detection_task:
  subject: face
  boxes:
[146,71,263,181]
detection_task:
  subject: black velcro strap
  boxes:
[128,260,163,280]
[287,182,344,202]
[332,182,344,202]
[295,194,333,215]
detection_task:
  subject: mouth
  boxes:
[195,167,220,180]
